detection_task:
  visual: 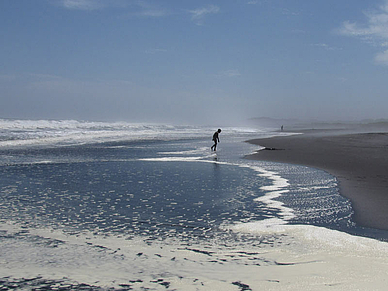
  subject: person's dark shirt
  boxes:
[213,131,219,141]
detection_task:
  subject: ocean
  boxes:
[1,119,388,290]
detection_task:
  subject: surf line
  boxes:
[138,157,295,230]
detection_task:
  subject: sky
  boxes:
[1,0,388,125]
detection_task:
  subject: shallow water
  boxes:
[1,120,388,290]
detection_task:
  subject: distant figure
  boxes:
[281,125,284,131]
[211,129,221,151]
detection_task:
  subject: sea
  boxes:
[1,119,388,290]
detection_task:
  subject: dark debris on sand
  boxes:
[0,276,177,290]
[0,277,123,291]
[232,281,252,291]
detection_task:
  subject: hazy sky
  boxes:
[1,0,388,125]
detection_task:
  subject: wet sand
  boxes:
[246,128,388,230]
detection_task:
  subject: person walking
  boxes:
[211,129,221,151]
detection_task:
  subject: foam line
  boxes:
[139,156,205,162]
[139,156,294,228]
[239,165,294,225]
[157,147,209,155]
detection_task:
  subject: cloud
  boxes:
[338,0,388,65]
[311,43,342,51]
[291,29,306,34]
[134,1,169,17]
[145,48,168,54]
[375,49,388,65]
[336,77,348,83]
[215,70,241,78]
[0,74,17,82]
[281,8,300,16]
[55,0,168,17]
[189,5,220,26]
[58,0,106,10]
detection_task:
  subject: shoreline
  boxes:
[246,128,388,231]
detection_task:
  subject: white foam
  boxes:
[140,156,205,162]
[2,220,388,290]
[239,165,295,225]
[157,147,209,156]
[0,119,271,149]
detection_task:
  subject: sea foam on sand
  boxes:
[2,212,388,290]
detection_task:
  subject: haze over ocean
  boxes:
[1,119,388,290]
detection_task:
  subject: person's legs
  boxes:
[211,140,217,151]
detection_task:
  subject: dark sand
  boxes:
[246,128,388,230]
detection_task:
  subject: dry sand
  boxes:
[246,127,388,230]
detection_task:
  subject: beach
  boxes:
[246,126,388,231]
[2,120,388,289]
